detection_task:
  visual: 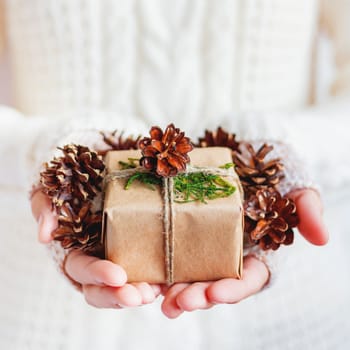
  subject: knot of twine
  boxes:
[104,165,234,285]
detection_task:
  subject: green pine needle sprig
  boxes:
[173,172,235,203]
[118,159,236,202]
[125,171,162,190]
[118,158,139,170]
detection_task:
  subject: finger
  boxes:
[150,284,162,298]
[132,282,158,304]
[207,256,269,304]
[288,189,329,246]
[160,284,171,296]
[31,192,57,243]
[175,282,213,312]
[83,284,142,308]
[65,250,127,287]
[161,283,189,319]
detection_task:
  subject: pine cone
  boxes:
[139,123,194,177]
[244,188,299,250]
[52,201,103,254]
[233,143,284,197]
[40,144,105,208]
[98,130,141,156]
[197,127,241,153]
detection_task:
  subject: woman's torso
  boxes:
[5,0,318,128]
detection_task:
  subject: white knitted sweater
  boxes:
[0,0,350,349]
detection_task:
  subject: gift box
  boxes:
[102,147,243,284]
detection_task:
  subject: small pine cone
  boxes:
[40,144,105,208]
[244,188,299,250]
[139,123,194,177]
[233,143,284,197]
[197,127,241,153]
[52,201,103,254]
[98,130,141,156]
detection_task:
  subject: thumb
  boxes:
[31,192,57,243]
[288,189,329,246]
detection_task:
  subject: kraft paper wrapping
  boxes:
[102,147,243,284]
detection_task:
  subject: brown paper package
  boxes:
[102,147,243,284]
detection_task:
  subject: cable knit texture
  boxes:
[1,0,350,349]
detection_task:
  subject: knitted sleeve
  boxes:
[0,107,148,190]
[220,97,350,193]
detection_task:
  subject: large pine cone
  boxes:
[40,144,105,208]
[52,202,103,254]
[233,143,284,197]
[244,188,299,250]
[98,130,141,156]
[139,123,194,177]
[197,127,241,153]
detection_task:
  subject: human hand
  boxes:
[161,189,329,318]
[31,191,161,308]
